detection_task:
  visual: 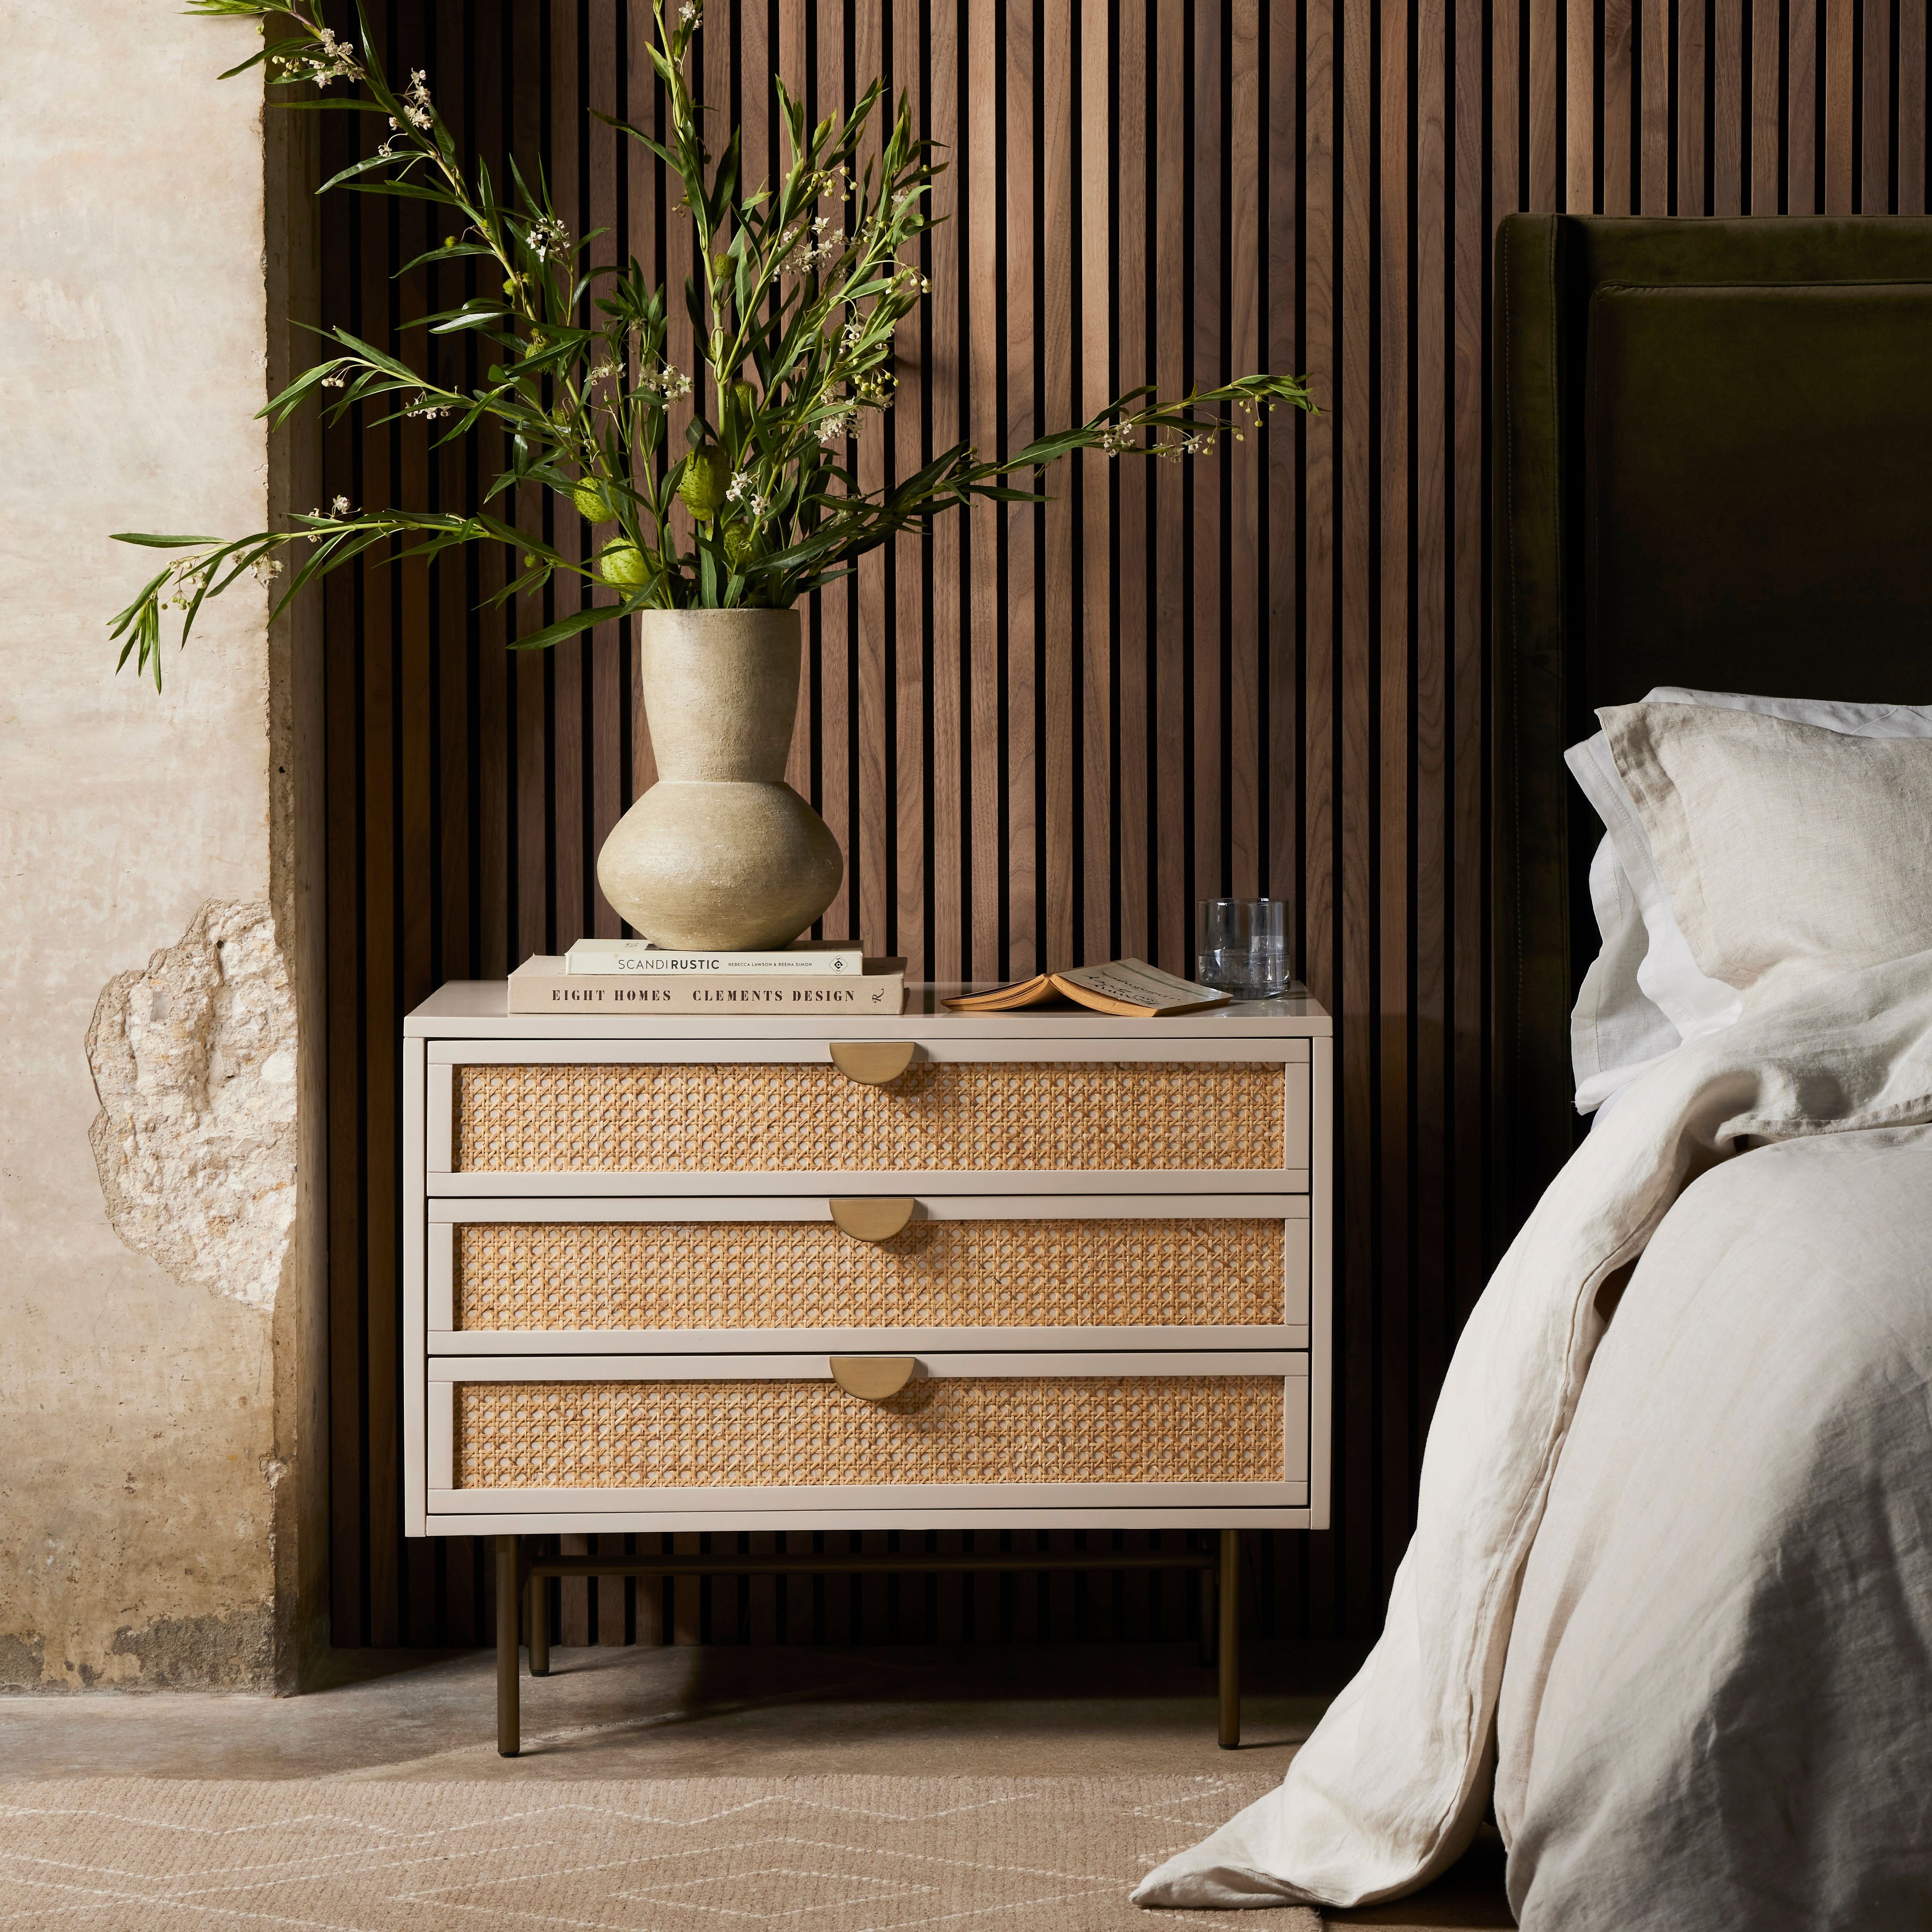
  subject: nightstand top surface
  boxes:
[406,979,1331,1039]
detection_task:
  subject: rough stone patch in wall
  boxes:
[86,901,296,1311]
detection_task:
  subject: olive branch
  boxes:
[111,0,1316,685]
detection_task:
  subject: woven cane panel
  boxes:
[453,1217,1284,1331]
[451,1061,1284,1173]
[454,1377,1284,1488]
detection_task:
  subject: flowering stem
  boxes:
[114,0,1317,681]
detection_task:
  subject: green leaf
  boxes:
[317,148,415,196]
[505,603,617,651]
[110,532,219,547]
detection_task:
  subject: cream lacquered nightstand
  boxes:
[401,982,1332,1754]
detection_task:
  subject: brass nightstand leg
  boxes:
[528,1566,551,1677]
[1217,1530,1241,1750]
[496,1535,521,1757]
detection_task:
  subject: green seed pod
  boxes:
[723,521,756,570]
[597,541,656,591]
[569,479,619,525]
[677,447,724,522]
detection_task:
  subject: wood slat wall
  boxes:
[315,0,1929,1650]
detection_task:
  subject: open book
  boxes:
[942,958,1232,1018]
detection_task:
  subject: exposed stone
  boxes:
[86,902,296,1312]
[0,1631,48,1692]
[108,1608,274,1690]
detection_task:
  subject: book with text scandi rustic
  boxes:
[564,938,866,975]
[941,959,1231,1018]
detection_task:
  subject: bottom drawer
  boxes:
[424,1352,1309,1528]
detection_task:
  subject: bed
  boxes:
[1134,216,1932,1925]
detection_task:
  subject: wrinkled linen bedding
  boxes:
[1134,949,1932,1915]
[1495,1123,1932,1929]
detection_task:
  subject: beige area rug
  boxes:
[0,1775,1321,1930]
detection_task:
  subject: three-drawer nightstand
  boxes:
[402,982,1332,1754]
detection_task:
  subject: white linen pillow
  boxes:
[1599,702,1932,1014]
[1565,689,1932,1113]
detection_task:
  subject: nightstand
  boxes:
[401,983,1332,1753]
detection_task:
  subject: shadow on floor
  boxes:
[0,1639,1370,1783]
[1326,1827,1515,1929]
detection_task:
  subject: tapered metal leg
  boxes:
[496,1535,521,1757]
[1217,1530,1241,1749]
[528,1567,550,1677]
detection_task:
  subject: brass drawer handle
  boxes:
[828,1041,916,1085]
[829,1197,916,1242]
[830,1356,917,1401]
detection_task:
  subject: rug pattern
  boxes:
[0,1775,1321,1929]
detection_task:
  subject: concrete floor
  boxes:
[0,1640,1514,1924]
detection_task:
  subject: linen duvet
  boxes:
[1135,702,1932,1925]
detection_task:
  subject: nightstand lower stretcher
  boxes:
[492,1532,1244,1756]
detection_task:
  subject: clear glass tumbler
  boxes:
[1196,897,1290,1001]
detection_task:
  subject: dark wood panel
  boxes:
[316,0,1929,1650]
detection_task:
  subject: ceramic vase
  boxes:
[595,608,844,949]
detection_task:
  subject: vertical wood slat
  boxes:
[1042,0,1077,969]
[1863,0,1893,212]
[928,0,966,983]
[966,0,1002,980]
[316,0,1929,1654]
[1193,1,1226,916]
[1641,0,1671,210]
[1789,0,1822,210]
[1229,0,1263,904]
[894,0,928,976]
[1300,0,1339,1640]
[1153,1,1188,967]
[1602,0,1635,211]
[813,9,853,944]
[1826,0,1857,209]
[1567,0,1596,210]
[1903,0,1929,212]
[855,3,890,961]
[1005,0,1039,979]
[1080,0,1117,960]
[1681,0,1710,213]
[1115,0,1151,966]
[1752,0,1783,211]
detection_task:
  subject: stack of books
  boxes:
[509,940,906,1014]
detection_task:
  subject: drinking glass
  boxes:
[1196,897,1290,1001]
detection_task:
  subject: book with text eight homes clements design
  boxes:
[511,954,905,1013]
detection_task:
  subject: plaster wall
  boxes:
[0,3,298,1688]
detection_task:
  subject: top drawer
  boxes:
[425,1042,1309,1193]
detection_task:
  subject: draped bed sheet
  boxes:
[1493,1122,1932,1929]
[1133,950,1932,1918]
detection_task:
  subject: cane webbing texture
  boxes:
[453,1217,1285,1331]
[454,1376,1285,1488]
[451,1060,1285,1173]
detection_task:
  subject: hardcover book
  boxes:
[564,938,866,976]
[510,955,905,1014]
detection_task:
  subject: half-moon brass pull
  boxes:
[828,1041,916,1085]
[829,1197,916,1242]
[830,1356,917,1401]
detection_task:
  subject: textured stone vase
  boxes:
[596,608,843,949]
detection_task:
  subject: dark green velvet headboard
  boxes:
[1491,213,1932,1237]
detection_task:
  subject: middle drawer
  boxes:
[426,1195,1311,1354]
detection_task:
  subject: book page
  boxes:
[939,974,1058,1011]
[1053,960,1227,1011]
